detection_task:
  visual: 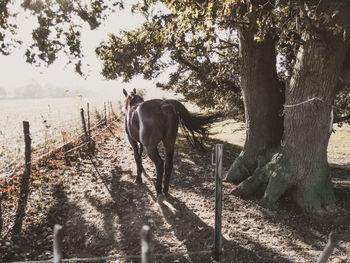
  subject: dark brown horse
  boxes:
[123,88,219,195]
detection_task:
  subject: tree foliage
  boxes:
[96,0,350,124]
[96,0,243,119]
[0,0,123,74]
[0,0,349,124]
[0,0,18,55]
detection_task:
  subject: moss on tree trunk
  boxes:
[226,29,283,184]
[228,2,350,213]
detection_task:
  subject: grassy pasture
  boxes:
[0,97,122,175]
[210,119,350,168]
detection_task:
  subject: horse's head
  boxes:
[123,88,144,111]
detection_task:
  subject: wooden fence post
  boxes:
[12,121,32,237]
[53,224,63,263]
[316,232,339,263]
[141,225,151,263]
[104,102,107,125]
[23,121,31,183]
[80,108,90,152]
[87,103,91,144]
[213,144,223,262]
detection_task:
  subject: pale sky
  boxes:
[0,1,175,100]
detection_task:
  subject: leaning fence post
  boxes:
[104,102,107,125]
[53,224,63,263]
[12,121,32,237]
[316,232,339,263]
[80,108,90,152]
[109,101,112,120]
[141,225,151,263]
[213,144,223,262]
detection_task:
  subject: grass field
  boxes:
[0,97,122,175]
[210,119,350,168]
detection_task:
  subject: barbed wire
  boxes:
[1,110,103,150]
[28,119,118,165]
[0,119,118,179]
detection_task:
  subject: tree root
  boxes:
[231,152,290,200]
[293,178,336,215]
[230,151,336,214]
[225,154,256,184]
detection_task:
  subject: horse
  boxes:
[123,88,219,195]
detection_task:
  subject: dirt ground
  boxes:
[0,121,349,262]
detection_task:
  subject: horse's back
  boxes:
[137,99,179,147]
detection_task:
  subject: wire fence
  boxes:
[4,145,225,263]
[2,141,338,263]
[0,97,343,263]
[0,99,121,179]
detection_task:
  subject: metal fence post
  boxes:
[213,144,223,262]
[53,224,63,263]
[141,225,151,263]
[316,232,339,263]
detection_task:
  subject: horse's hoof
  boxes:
[163,188,169,195]
[157,194,165,203]
[136,177,142,184]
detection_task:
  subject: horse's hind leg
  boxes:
[163,148,174,195]
[146,146,164,194]
[127,135,143,183]
[162,112,178,195]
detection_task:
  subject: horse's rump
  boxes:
[163,99,220,146]
[136,99,178,147]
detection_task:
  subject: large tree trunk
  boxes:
[263,38,350,212]
[230,0,350,213]
[226,28,284,183]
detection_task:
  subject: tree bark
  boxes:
[274,38,349,211]
[231,5,350,213]
[229,0,350,213]
[226,28,284,183]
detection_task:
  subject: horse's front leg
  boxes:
[128,135,143,183]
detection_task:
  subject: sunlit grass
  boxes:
[0,97,121,175]
[209,119,350,167]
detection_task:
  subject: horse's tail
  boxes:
[165,100,221,146]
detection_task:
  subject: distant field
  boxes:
[210,119,350,168]
[0,97,123,175]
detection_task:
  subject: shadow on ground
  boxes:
[2,129,350,263]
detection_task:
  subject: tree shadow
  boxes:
[106,161,294,262]
[166,134,241,199]
[11,170,31,240]
[82,165,190,262]
[225,166,350,258]
[170,134,350,261]
[4,182,125,261]
[158,194,292,262]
